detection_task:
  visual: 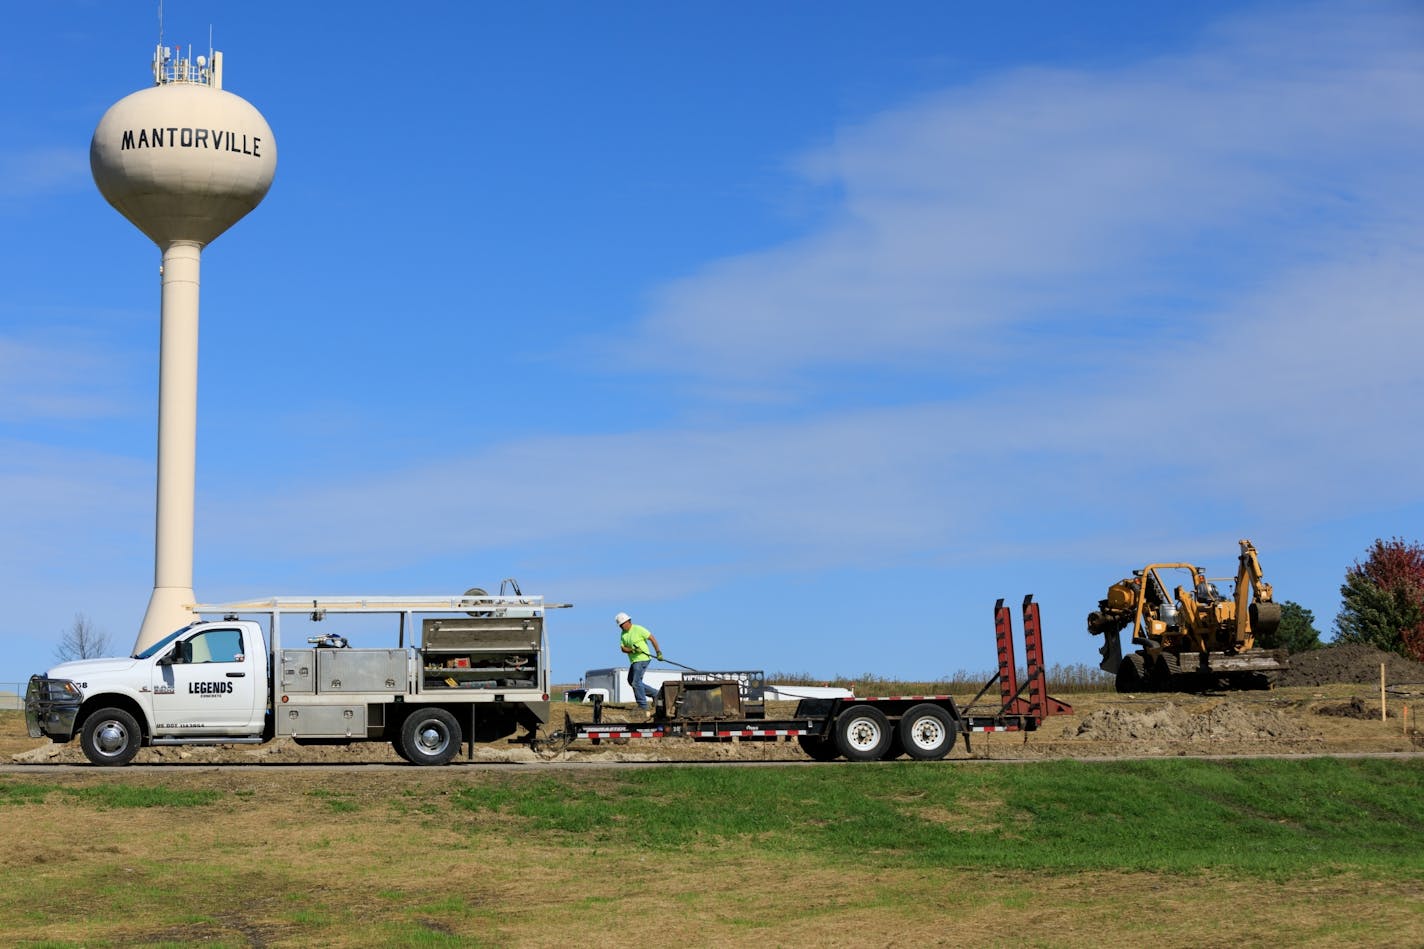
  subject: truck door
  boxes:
[151,626,261,735]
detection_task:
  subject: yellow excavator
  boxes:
[1087,539,1288,692]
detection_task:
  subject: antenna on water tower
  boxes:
[91,36,276,651]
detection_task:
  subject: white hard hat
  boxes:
[614,612,631,626]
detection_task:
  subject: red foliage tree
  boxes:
[1335,538,1424,662]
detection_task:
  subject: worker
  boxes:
[615,611,663,713]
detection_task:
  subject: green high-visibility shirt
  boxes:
[621,624,655,663]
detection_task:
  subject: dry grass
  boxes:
[2,764,1422,947]
[5,692,1424,947]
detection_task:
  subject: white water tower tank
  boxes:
[90,46,277,651]
[92,47,275,246]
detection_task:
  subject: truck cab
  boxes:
[27,620,269,765]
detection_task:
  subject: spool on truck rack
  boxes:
[540,596,1072,762]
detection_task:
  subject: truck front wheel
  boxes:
[400,708,462,766]
[834,705,891,761]
[80,707,142,767]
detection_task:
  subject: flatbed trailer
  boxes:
[542,596,1072,762]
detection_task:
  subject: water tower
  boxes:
[91,44,276,651]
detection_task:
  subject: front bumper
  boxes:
[25,675,80,741]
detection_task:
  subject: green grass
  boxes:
[60,785,222,808]
[0,781,51,806]
[0,782,223,809]
[5,760,1421,879]
[448,758,1424,876]
[2,759,1422,945]
[306,788,359,813]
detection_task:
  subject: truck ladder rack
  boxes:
[193,594,569,617]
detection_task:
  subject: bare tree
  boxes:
[54,613,113,663]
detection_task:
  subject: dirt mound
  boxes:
[1279,643,1424,687]
[1314,697,1380,720]
[1068,702,1315,743]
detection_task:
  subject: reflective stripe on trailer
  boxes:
[687,728,806,738]
[584,729,667,739]
[842,695,955,702]
[967,725,1021,732]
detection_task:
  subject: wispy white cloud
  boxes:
[0,147,89,202]
[4,3,1419,679]
[191,2,1423,588]
[0,329,140,421]
[622,3,1424,387]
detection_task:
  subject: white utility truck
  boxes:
[25,592,566,766]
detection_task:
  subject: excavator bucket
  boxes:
[1250,601,1282,638]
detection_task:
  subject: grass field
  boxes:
[3,757,1422,947]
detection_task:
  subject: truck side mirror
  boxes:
[175,640,193,664]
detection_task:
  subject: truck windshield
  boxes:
[133,625,195,660]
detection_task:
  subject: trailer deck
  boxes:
[541,596,1072,761]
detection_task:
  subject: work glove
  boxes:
[656,652,664,660]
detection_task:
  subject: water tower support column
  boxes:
[138,240,202,646]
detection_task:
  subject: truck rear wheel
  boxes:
[834,705,891,761]
[400,708,462,766]
[80,707,142,767]
[897,703,956,760]
[389,727,412,762]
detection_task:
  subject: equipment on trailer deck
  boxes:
[1087,539,1288,693]
[536,596,1072,762]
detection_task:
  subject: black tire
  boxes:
[399,708,462,766]
[80,707,142,767]
[1115,654,1147,693]
[796,734,841,761]
[389,725,413,762]
[897,703,957,760]
[834,705,892,761]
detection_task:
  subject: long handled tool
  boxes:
[655,656,702,673]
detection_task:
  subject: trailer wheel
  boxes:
[80,707,142,767]
[796,735,840,761]
[834,706,891,761]
[400,708,462,766]
[897,703,956,760]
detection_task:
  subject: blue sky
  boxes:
[3,1,1421,686]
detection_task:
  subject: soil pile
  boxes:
[1068,702,1314,743]
[1279,643,1424,687]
